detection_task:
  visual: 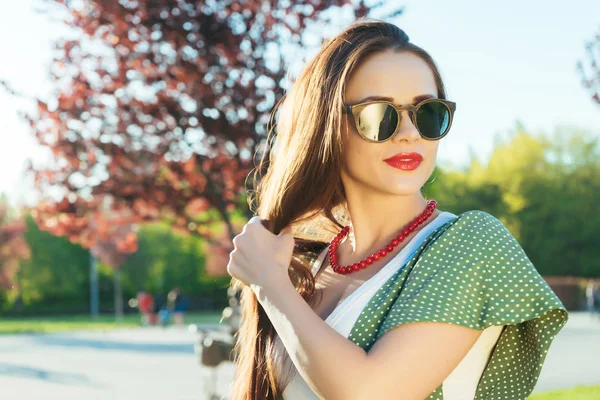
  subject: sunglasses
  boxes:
[342,98,456,142]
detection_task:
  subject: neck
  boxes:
[341,192,438,260]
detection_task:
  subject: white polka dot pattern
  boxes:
[344,210,569,400]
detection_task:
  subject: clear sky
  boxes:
[0,0,599,206]
[395,0,600,170]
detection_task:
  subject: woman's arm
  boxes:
[255,279,483,400]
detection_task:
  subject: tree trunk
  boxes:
[90,252,99,319]
[114,268,124,323]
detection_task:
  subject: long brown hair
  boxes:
[229,18,449,400]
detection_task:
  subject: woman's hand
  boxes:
[226,216,295,294]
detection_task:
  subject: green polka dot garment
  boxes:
[346,210,568,400]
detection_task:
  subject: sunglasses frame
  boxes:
[342,98,457,143]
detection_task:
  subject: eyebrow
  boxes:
[354,94,436,105]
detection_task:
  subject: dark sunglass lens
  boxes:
[416,102,450,139]
[357,104,398,141]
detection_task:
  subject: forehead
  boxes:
[344,50,438,104]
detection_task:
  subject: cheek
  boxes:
[426,143,439,167]
[342,129,378,172]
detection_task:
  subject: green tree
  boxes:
[428,123,600,278]
[5,214,91,314]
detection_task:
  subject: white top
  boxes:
[280,211,505,400]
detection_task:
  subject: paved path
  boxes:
[534,311,600,392]
[0,324,233,400]
[0,312,597,399]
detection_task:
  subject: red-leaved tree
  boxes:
[14,0,403,276]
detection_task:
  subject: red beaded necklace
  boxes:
[328,200,438,275]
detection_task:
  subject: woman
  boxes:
[226,19,568,400]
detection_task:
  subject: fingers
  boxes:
[246,215,292,237]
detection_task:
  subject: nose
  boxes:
[391,110,420,143]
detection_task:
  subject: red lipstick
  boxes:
[383,152,423,171]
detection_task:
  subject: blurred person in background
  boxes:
[585,281,594,312]
[167,287,185,325]
[587,280,600,320]
[136,291,155,325]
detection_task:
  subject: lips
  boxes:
[383,152,423,162]
[383,152,423,171]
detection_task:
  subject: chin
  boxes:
[375,179,425,196]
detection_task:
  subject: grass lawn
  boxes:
[0,311,223,334]
[529,385,600,399]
